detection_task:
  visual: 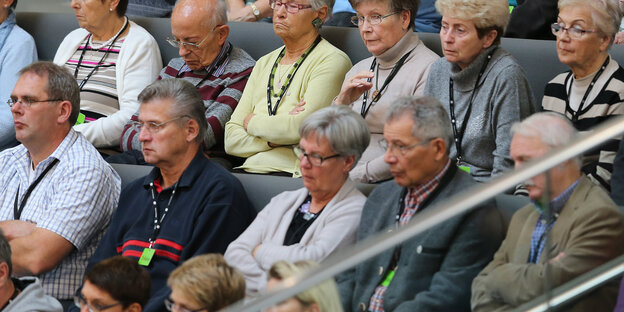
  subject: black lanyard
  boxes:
[361,48,414,118]
[448,47,497,164]
[13,159,60,220]
[74,18,129,90]
[266,35,322,116]
[148,181,178,247]
[564,56,610,122]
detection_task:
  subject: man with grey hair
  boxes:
[472,112,624,311]
[117,0,255,166]
[0,61,120,309]
[339,96,503,311]
[89,79,256,312]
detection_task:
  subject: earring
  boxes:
[109,8,113,12]
[312,17,323,29]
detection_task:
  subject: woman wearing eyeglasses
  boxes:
[333,0,439,184]
[224,0,351,177]
[225,106,368,296]
[54,0,162,149]
[543,0,624,191]
[424,0,535,183]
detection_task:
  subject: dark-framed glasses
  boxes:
[379,138,430,156]
[269,0,312,14]
[164,298,207,312]
[551,23,595,39]
[74,291,122,312]
[350,12,399,26]
[293,145,341,166]
[133,115,190,134]
[7,98,62,108]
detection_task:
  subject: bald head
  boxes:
[173,0,227,29]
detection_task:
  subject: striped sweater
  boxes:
[120,43,255,154]
[542,56,624,191]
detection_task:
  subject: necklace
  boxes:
[564,56,610,122]
[360,48,414,118]
[266,35,322,116]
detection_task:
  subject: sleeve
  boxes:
[393,205,504,311]
[120,109,141,152]
[253,195,364,271]
[473,203,624,307]
[73,29,162,147]
[245,53,352,144]
[489,65,536,177]
[349,157,392,184]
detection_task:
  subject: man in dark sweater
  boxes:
[89,79,256,312]
[338,96,504,311]
[114,0,255,165]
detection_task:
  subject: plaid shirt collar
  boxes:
[400,159,451,225]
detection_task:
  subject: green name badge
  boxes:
[459,165,470,174]
[75,113,86,125]
[381,269,396,287]
[138,248,155,266]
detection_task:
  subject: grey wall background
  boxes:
[16,0,72,13]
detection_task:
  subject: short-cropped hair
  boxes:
[350,0,421,30]
[435,0,509,44]
[309,0,335,13]
[510,112,581,166]
[0,230,11,276]
[85,256,151,308]
[385,96,453,153]
[19,62,81,125]
[558,0,623,47]
[269,260,343,312]
[138,79,207,145]
[167,254,245,311]
[299,106,370,170]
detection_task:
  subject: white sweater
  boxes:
[53,21,162,148]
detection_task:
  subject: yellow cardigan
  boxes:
[225,38,352,177]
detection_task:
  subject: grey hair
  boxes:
[299,106,370,170]
[350,0,421,30]
[510,112,582,166]
[385,96,453,153]
[138,79,208,145]
[0,230,11,276]
[214,0,228,25]
[309,0,335,17]
[435,0,509,44]
[558,0,623,48]
[19,62,81,125]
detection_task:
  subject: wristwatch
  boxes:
[250,3,261,20]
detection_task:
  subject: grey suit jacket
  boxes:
[338,165,505,312]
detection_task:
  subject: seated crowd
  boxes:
[0,0,624,311]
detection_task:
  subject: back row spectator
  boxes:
[224,0,351,176]
[55,0,162,149]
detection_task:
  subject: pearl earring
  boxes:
[109,8,113,12]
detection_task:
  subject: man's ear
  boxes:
[217,25,230,46]
[185,118,200,143]
[57,100,72,125]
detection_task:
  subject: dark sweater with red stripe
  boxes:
[120,44,255,154]
[88,151,256,312]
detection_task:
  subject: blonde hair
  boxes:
[268,260,343,312]
[558,0,623,47]
[167,254,245,311]
[435,0,509,44]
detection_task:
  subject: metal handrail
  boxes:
[225,115,624,312]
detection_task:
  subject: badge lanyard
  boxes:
[13,159,59,220]
[448,47,497,165]
[564,56,609,122]
[138,181,179,266]
[266,35,322,116]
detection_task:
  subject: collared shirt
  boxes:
[0,129,120,299]
[528,178,580,263]
[369,159,451,312]
[177,41,232,78]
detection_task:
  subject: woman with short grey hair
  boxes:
[225,106,369,296]
[424,0,535,183]
[543,0,624,192]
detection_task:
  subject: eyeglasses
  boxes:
[74,292,122,312]
[379,138,430,156]
[166,26,223,50]
[293,145,341,166]
[350,12,399,26]
[269,0,312,14]
[7,98,62,108]
[134,116,189,134]
[164,298,207,312]
[551,23,595,39]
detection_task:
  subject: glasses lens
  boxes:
[294,146,303,158]
[350,16,360,26]
[379,139,388,150]
[370,15,383,25]
[285,3,298,13]
[568,27,582,38]
[166,38,179,48]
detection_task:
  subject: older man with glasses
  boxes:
[89,79,256,312]
[338,96,504,312]
[114,0,255,168]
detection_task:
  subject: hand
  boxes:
[243,113,255,131]
[252,244,262,257]
[615,32,624,45]
[334,70,375,105]
[0,220,37,240]
[289,98,306,115]
[549,252,565,263]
